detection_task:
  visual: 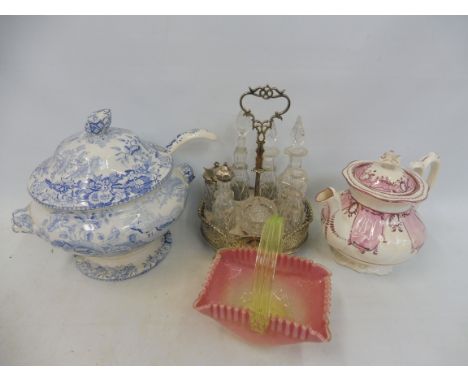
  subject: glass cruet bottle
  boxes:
[277,116,309,232]
[202,161,221,212]
[212,163,236,232]
[259,121,279,200]
[231,112,251,201]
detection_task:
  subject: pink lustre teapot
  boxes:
[316,151,440,275]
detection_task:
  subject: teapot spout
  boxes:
[166,129,217,154]
[12,205,34,234]
[315,187,341,216]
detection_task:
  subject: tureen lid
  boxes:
[28,109,173,210]
[342,151,428,203]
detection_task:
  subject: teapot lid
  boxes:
[28,109,173,210]
[343,151,428,203]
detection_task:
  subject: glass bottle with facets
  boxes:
[231,112,251,201]
[259,121,279,200]
[212,163,236,233]
[202,161,221,212]
[277,116,309,232]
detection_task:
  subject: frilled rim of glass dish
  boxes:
[193,247,332,343]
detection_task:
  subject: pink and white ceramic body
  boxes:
[316,151,440,275]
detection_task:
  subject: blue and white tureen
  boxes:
[12,109,216,281]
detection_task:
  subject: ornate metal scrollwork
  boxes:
[239,85,291,142]
[239,85,291,195]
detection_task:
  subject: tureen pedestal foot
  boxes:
[74,231,172,281]
[330,247,393,276]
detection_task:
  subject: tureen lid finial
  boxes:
[85,109,112,135]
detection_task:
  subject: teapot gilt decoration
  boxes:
[12,109,216,281]
[316,151,440,275]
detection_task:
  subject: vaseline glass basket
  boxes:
[194,215,331,345]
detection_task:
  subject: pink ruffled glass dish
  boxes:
[194,248,332,345]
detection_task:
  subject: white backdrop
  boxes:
[0,16,467,365]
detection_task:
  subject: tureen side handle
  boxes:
[410,152,440,189]
[175,163,195,184]
[165,129,217,154]
[12,204,34,234]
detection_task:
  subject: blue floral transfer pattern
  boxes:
[29,168,189,256]
[85,109,112,135]
[28,127,173,210]
[12,108,214,281]
[74,231,172,281]
[179,162,195,184]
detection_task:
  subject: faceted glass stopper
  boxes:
[236,111,251,137]
[266,120,278,145]
[291,116,305,146]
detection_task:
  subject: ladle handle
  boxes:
[165,129,217,154]
[410,152,440,189]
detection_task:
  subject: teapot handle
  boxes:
[410,152,440,189]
